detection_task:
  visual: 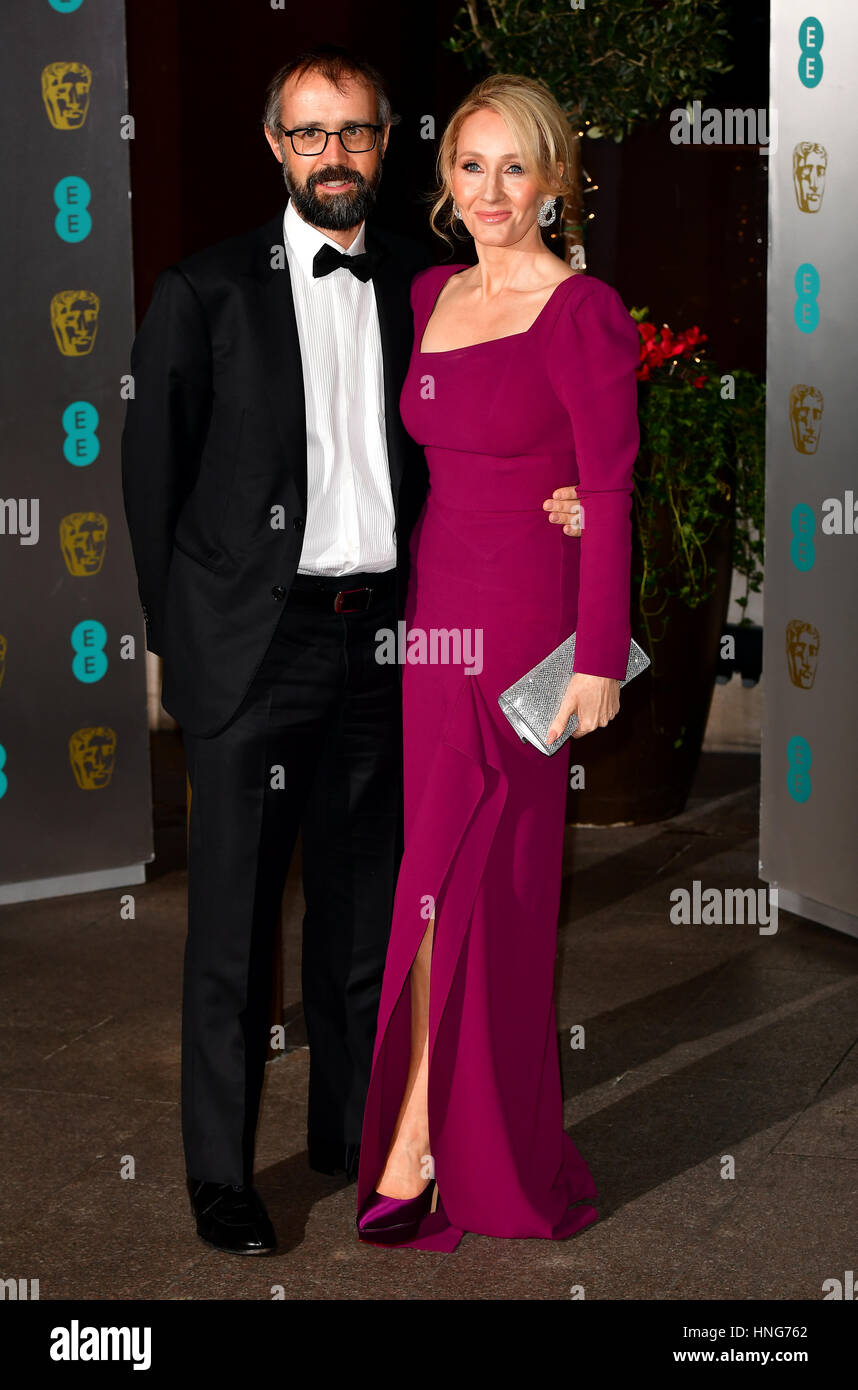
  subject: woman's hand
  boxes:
[546,673,620,745]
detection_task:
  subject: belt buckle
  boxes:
[334,586,371,613]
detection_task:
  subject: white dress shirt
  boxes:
[282,198,396,576]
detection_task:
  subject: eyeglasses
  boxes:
[277,123,383,156]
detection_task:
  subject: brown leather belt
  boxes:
[286,569,397,613]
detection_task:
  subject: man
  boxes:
[121,44,581,1255]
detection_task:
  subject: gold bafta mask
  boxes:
[60,512,108,575]
[69,727,117,790]
[0,633,6,690]
[51,290,100,356]
[786,619,819,689]
[41,61,92,130]
[792,141,827,213]
[789,384,823,455]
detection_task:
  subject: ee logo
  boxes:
[63,401,100,466]
[54,176,92,242]
[790,502,815,572]
[71,619,108,683]
[798,17,823,89]
[48,0,84,11]
[786,735,812,803]
[794,263,819,334]
[0,744,6,800]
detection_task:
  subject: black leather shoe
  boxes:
[308,1139,360,1181]
[186,1178,276,1255]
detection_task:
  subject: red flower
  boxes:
[658,327,680,357]
[636,316,709,381]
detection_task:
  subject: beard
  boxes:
[281,156,382,231]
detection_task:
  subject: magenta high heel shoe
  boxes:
[357,1179,439,1246]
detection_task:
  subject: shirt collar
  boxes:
[283,197,366,281]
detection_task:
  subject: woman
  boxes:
[356,74,640,1250]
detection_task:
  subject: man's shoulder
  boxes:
[166,212,434,287]
[162,213,282,294]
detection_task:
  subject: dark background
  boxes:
[125,0,768,374]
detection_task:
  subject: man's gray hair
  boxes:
[262,43,399,137]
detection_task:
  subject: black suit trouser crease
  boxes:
[180,584,402,1185]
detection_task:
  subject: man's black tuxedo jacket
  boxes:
[121,210,434,737]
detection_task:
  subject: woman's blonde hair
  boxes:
[428,73,577,249]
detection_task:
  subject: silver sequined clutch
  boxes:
[497,633,650,756]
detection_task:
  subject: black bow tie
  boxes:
[312,243,380,283]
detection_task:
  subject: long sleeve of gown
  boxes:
[546,278,640,680]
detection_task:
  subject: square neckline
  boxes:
[418,266,582,356]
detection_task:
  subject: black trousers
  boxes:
[180,571,402,1185]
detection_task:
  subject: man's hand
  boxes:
[543,484,582,536]
[547,672,620,744]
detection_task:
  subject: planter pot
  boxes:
[566,501,735,826]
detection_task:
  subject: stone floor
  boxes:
[1,736,855,1301]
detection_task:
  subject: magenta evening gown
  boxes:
[356,264,641,1249]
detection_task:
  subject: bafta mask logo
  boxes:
[0,633,6,690]
[60,512,107,576]
[41,61,92,130]
[51,290,100,356]
[792,141,827,213]
[786,619,819,689]
[789,384,823,455]
[69,726,117,790]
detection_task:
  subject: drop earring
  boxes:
[537,198,557,228]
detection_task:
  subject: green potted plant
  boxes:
[447,0,733,259]
[566,314,765,824]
